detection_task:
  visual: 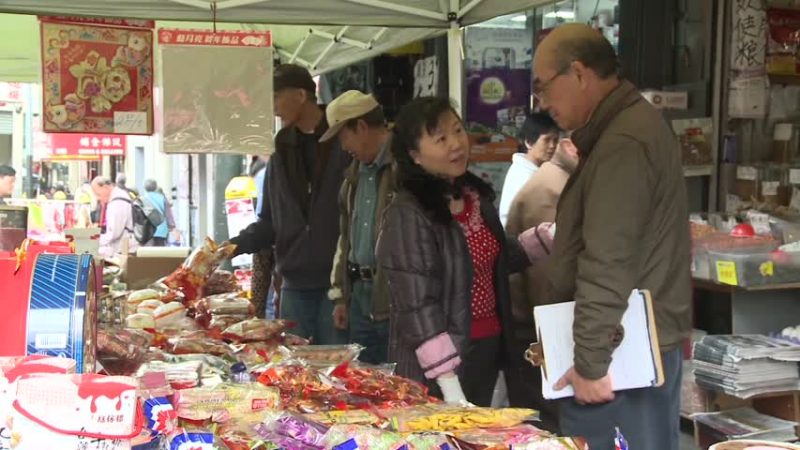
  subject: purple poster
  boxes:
[465,68,531,133]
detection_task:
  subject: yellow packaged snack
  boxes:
[386,405,538,432]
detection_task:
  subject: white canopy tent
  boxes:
[0,0,551,109]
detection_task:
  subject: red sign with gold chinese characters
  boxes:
[36,132,127,161]
[157,29,272,47]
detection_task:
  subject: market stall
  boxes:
[0,234,592,450]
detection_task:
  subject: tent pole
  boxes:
[341,0,446,22]
[216,0,273,9]
[447,0,463,114]
[277,49,312,68]
[290,33,311,64]
[458,0,485,18]
[166,0,209,10]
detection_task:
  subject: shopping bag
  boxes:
[0,356,76,450]
[10,373,142,450]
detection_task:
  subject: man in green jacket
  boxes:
[322,90,394,364]
[533,24,691,450]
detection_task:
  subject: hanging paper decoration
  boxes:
[40,18,154,135]
[159,29,274,155]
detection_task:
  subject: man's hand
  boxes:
[554,367,615,404]
[332,304,348,330]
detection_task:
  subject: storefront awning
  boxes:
[0,0,551,82]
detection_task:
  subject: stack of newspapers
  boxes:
[692,334,800,398]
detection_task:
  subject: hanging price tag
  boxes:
[716,261,739,286]
[790,169,800,185]
[737,166,758,181]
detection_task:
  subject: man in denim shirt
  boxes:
[322,91,394,364]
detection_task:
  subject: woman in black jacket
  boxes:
[376,97,539,406]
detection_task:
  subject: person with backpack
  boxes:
[142,179,173,247]
[92,176,139,258]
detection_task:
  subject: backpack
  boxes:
[111,193,165,245]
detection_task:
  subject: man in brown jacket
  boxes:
[533,24,691,450]
[504,138,578,433]
[324,91,394,364]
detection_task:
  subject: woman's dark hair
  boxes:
[391,96,493,223]
[518,112,559,153]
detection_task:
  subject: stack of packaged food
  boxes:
[84,237,590,449]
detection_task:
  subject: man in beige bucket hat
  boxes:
[324,90,395,364]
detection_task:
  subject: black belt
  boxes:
[347,262,374,281]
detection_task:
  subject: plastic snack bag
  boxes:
[283,345,364,369]
[165,238,236,300]
[387,405,538,432]
[174,383,281,424]
[168,428,230,450]
[222,319,292,343]
[168,335,233,358]
[332,365,432,407]
[253,412,328,450]
[321,424,407,450]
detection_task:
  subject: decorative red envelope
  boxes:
[40,19,154,135]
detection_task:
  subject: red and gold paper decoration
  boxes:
[40,18,154,135]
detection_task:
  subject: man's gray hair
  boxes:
[144,179,158,192]
[116,174,127,187]
[91,176,113,187]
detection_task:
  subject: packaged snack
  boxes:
[230,341,281,367]
[138,360,203,390]
[196,293,255,317]
[404,433,453,450]
[97,327,153,375]
[222,319,292,343]
[350,361,397,375]
[137,299,164,315]
[282,333,312,346]
[168,335,232,358]
[154,302,188,329]
[218,422,280,450]
[126,313,156,330]
[304,409,384,427]
[165,237,236,300]
[174,383,281,424]
[168,429,228,450]
[332,366,432,407]
[506,437,588,450]
[284,345,364,368]
[254,412,328,450]
[257,363,338,410]
[386,405,537,432]
[206,270,238,295]
[449,425,548,449]
[206,315,247,336]
[127,289,160,312]
[143,396,178,436]
[321,424,406,450]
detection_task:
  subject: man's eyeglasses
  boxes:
[533,65,571,100]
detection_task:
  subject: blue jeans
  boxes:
[280,288,348,345]
[264,285,276,319]
[349,291,389,364]
[559,348,683,450]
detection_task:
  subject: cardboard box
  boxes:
[641,90,689,110]
[125,255,185,289]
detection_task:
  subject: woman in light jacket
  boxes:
[376,97,550,406]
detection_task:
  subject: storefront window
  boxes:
[535,0,619,52]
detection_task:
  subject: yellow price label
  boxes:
[716,261,738,286]
[759,261,774,277]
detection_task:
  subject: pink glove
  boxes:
[519,222,556,262]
